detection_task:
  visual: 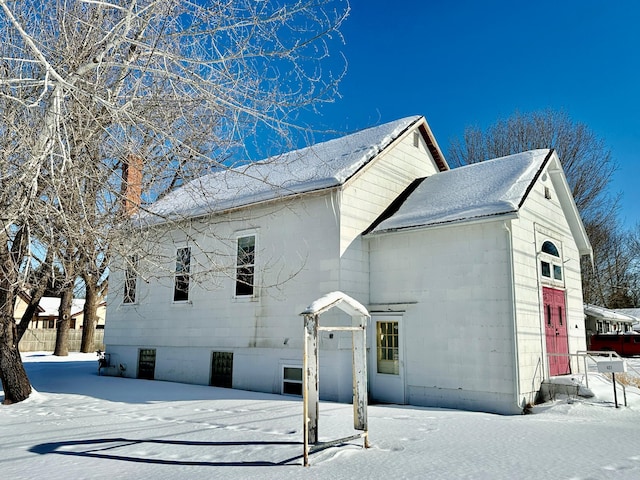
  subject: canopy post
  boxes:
[352,316,368,433]
[303,313,319,466]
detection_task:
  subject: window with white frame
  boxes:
[174,247,191,302]
[235,234,256,297]
[123,255,138,304]
[540,240,563,283]
[377,321,399,375]
[282,366,302,396]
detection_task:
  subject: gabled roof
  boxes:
[14,290,45,314]
[614,308,640,325]
[142,116,446,224]
[367,149,552,233]
[300,291,370,318]
[366,149,592,257]
[38,297,87,318]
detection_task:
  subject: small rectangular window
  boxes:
[541,261,551,278]
[210,352,233,388]
[123,256,138,304]
[235,235,255,296]
[283,366,303,396]
[553,265,563,281]
[546,305,552,327]
[138,349,156,380]
[413,131,420,148]
[377,321,399,375]
[174,247,191,302]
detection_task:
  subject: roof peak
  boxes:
[142,116,433,224]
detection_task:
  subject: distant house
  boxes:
[105,116,592,414]
[37,297,107,330]
[13,291,44,323]
[24,297,107,330]
[614,308,640,332]
[584,304,638,336]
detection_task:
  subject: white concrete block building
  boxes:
[105,116,591,414]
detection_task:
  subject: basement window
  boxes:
[138,349,156,380]
[282,366,303,396]
[210,352,233,388]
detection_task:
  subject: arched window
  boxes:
[541,241,559,257]
[540,240,563,283]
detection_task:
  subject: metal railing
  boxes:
[547,351,635,408]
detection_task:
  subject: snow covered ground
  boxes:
[2,353,640,480]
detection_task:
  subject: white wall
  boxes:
[106,122,444,404]
[368,220,521,414]
[106,191,359,400]
[511,164,587,404]
[339,130,443,303]
[367,162,588,413]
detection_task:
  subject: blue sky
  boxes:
[307,0,640,229]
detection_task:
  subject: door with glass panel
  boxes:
[369,315,405,404]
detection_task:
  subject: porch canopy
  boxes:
[299,291,370,466]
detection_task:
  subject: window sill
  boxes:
[172,300,193,305]
[233,295,259,303]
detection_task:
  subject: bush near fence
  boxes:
[18,329,105,353]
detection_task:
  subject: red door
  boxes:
[543,287,570,376]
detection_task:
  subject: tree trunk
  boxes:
[53,286,73,356]
[16,286,46,343]
[17,248,54,342]
[80,279,98,353]
[0,291,32,404]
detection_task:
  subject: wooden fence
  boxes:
[18,329,105,353]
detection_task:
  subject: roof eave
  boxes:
[546,152,593,259]
[417,119,449,172]
[366,211,519,237]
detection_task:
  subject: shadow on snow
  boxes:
[29,437,305,467]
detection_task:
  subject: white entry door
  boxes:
[369,315,405,404]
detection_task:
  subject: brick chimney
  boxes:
[122,154,143,216]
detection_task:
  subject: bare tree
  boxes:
[583,220,638,307]
[0,0,349,403]
[16,248,55,342]
[448,109,622,306]
[448,110,617,228]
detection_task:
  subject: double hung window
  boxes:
[377,321,399,375]
[540,240,563,284]
[174,247,191,302]
[235,235,256,297]
[123,256,138,304]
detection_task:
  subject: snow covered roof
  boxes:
[367,149,552,233]
[613,308,640,324]
[300,291,370,318]
[141,116,442,224]
[585,304,637,324]
[37,297,86,317]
